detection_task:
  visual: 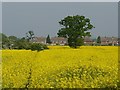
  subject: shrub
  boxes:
[42,44,49,49]
[30,43,48,52]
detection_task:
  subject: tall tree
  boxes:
[97,36,101,45]
[57,15,94,48]
[26,31,35,42]
[46,35,52,44]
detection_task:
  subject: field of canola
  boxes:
[2,46,119,88]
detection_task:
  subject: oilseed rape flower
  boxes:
[2,46,118,88]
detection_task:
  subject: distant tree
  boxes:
[0,32,49,51]
[8,36,18,49]
[9,36,18,41]
[26,31,35,42]
[97,36,101,45]
[46,35,52,44]
[15,37,31,49]
[57,15,94,48]
[0,33,2,49]
[0,33,2,42]
[1,33,10,49]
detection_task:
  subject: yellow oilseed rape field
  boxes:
[2,46,119,88]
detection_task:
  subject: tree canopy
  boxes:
[57,15,95,48]
[26,31,35,42]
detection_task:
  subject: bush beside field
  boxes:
[2,46,118,88]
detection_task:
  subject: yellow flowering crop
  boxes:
[2,46,119,88]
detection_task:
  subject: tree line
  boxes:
[0,31,48,51]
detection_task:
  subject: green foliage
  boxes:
[26,31,35,42]
[13,38,48,51]
[46,35,52,44]
[15,38,31,49]
[97,36,101,45]
[1,33,10,49]
[8,36,18,49]
[8,36,18,41]
[0,33,2,49]
[1,33,48,51]
[42,44,49,49]
[57,15,94,48]
[0,33,2,42]
[30,43,42,51]
[30,43,48,52]
[68,37,84,48]
[1,33,19,49]
[108,43,112,46]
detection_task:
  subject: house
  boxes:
[33,36,68,45]
[101,37,118,46]
[84,36,94,45]
[51,37,67,45]
[33,37,46,44]
[33,36,119,46]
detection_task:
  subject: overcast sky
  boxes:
[1,0,119,2]
[2,2,118,38]
[0,2,1,33]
